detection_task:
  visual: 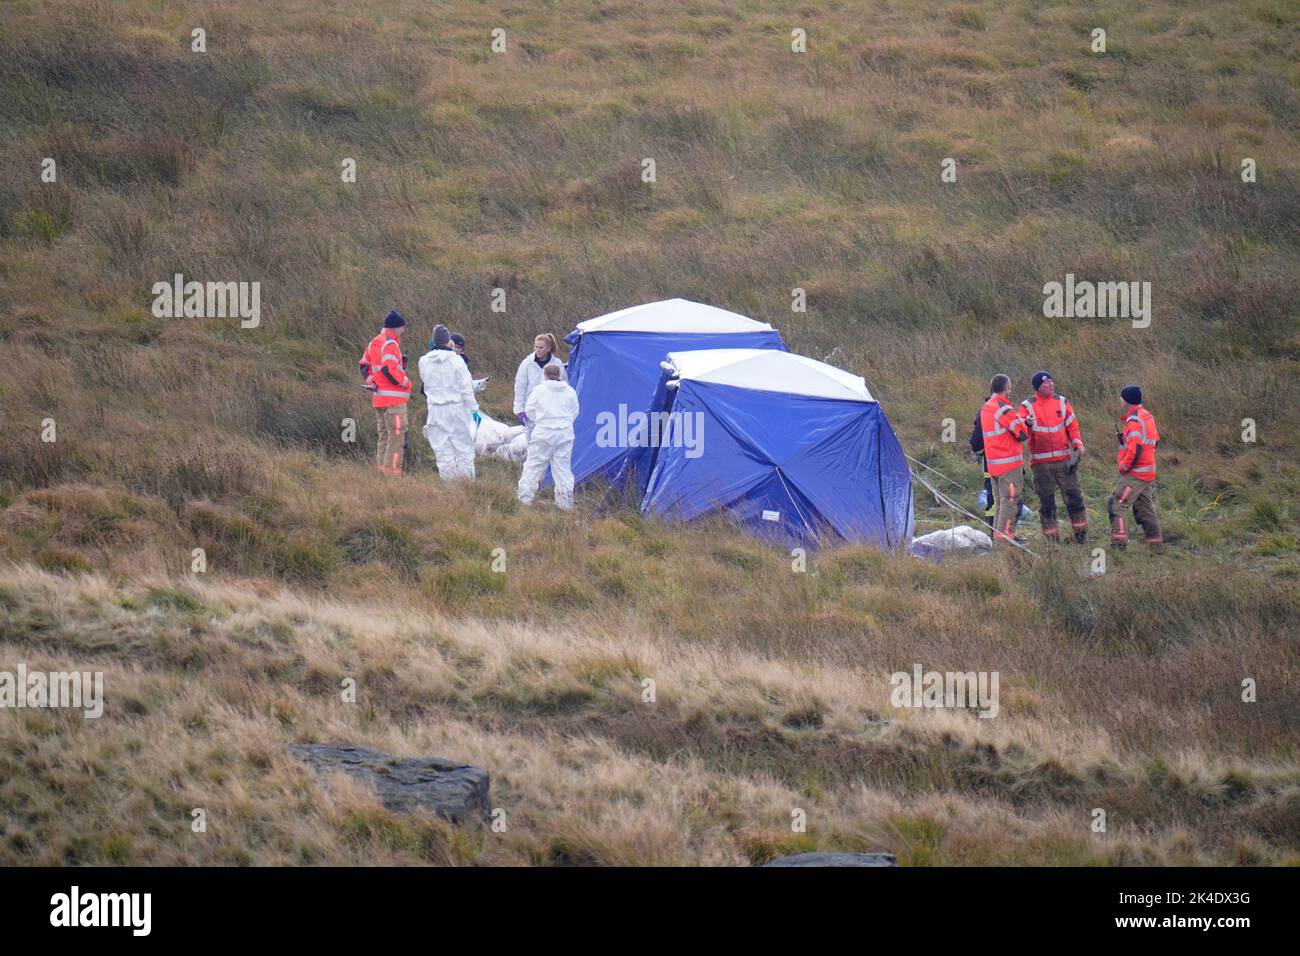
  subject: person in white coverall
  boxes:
[419,324,478,481]
[513,332,566,438]
[517,364,580,510]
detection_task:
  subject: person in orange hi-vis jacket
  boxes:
[1019,371,1088,543]
[359,310,412,477]
[1109,384,1163,553]
[979,374,1031,545]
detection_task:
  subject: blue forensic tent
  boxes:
[563,299,786,489]
[639,349,914,549]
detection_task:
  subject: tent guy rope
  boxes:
[910,467,1038,557]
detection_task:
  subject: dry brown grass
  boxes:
[0,563,1294,866]
[0,0,1297,864]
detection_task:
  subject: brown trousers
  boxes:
[990,471,1022,543]
[1031,460,1087,541]
[375,403,408,477]
[1109,476,1160,548]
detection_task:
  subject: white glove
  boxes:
[472,378,488,393]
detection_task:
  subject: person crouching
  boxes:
[517,364,580,511]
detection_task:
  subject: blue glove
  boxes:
[472,410,482,426]
[517,412,527,426]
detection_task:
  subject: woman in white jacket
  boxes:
[419,325,478,481]
[517,364,580,511]
[513,333,566,435]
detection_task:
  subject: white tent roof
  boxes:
[665,348,875,403]
[574,298,774,335]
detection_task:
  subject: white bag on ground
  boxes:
[472,412,529,462]
[911,525,992,558]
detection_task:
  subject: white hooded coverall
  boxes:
[513,353,566,436]
[419,348,477,481]
[517,379,580,510]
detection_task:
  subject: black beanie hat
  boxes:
[1031,371,1052,391]
[432,324,451,346]
[1121,384,1142,405]
[450,333,466,349]
[383,309,406,329]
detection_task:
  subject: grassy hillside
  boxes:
[0,0,1297,865]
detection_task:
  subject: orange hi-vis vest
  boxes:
[360,331,410,408]
[1019,393,1082,465]
[1117,405,1159,481]
[980,394,1029,477]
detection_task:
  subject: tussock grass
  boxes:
[0,0,1297,864]
[1,565,1296,866]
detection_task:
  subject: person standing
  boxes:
[359,309,412,477]
[513,333,565,435]
[419,324,478,481]
[979,374,1030,545]
[968,406,994,529]
[1019,371,1088,543]
[517,364,580,511]
[450,333,489,394]
[1109,384,1163,553]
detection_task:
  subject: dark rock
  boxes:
[289,744,490,824]
[761,852,897,867]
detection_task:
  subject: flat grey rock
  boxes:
[761,852,897,867]
[290,744,490,824]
